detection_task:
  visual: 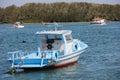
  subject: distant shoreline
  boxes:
[0,3,119,23]
[0,21,119,24]
[24,22,90,24]
[21,21,119,24]
[0,22,90,24]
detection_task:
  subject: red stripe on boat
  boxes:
[54,61,77,67]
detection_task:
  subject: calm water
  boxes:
[0,22,120,80]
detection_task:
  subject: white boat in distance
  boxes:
[13,22,24,28]
[8,24,88,69]
[91,17,106,25]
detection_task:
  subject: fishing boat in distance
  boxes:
[8,24,88,70]
[90,17,106,25]
[13,22,24,28]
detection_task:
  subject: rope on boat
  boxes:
[7,67,24,74]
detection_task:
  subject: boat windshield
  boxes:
[39,34,62,42]
[65,34,73,43]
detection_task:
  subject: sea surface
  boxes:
[0,22,120,80]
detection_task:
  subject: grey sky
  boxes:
[0,0,120,8]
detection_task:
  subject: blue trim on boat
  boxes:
[14,59,48,65]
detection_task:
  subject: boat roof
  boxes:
[93,17,103,20]
[15,22,20,24]
[36,30,72,35]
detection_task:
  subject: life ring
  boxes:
[52,51,58,62]
[47,44,53,49]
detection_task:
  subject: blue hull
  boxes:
[13,58,48,65]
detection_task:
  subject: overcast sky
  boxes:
[0,0,120,8]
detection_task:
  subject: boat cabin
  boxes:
[36,30,75,57]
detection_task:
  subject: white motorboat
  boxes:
[8,24,88,69]
[13,22,24,28]
[91,17,106,25]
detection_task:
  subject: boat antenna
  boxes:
[47,22,62,31]
[54,22,58,31]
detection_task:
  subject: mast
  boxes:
[54,22,58,31]
[36,34,41,57]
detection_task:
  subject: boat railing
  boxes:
[8,50,38,68]
[41,50,61,61]
[8,50,37,60]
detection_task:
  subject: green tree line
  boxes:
[0,2,120,23]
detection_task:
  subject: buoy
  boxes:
[22,40,26,43]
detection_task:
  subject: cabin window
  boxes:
[47,35,55,39]
[39,34,62,42]
[46,35,62,40]
[38,35,46,43]
[54,35,62,40]
[65,34,73,42]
